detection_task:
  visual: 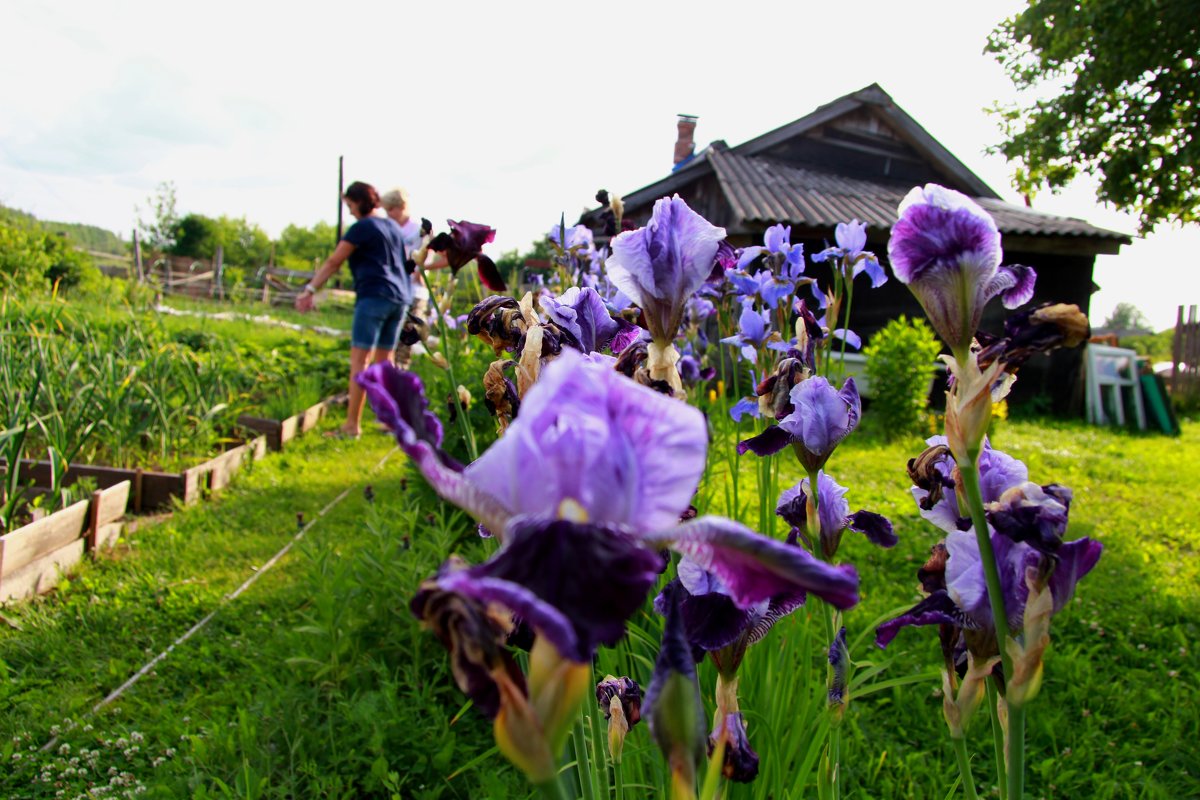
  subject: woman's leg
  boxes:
[343,346,372,434]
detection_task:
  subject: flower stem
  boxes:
[956,462,1013,671]
[950,736,980,800]
[958,460,1027,800]
[419,267,478,461]
[986,679,1008,799]
[836,283,854,377]
[572,716,596,800]
[534,777,572,800]
[1007,703,1026,800]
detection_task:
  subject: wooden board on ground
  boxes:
[0,499,90,580]
[0,539,85,602]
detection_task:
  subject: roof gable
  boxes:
[734,84,999,199]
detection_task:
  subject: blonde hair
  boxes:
[380,186,410,211]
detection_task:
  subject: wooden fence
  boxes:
[1172,304,1199,398]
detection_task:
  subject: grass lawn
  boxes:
[2,361,1196,799]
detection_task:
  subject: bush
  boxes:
[864,315,943,439]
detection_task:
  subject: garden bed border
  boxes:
[0,480,130,602]
[237,395,342,451]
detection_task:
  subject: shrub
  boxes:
[864,315,943,438]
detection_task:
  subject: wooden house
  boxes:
[583,84,1130,413]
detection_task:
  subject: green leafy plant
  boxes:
[863,316,943,439]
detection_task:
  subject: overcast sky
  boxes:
[3,0,1196,330]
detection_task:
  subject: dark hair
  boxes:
[343,181,380,215]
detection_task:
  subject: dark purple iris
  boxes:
[428,219,507,291]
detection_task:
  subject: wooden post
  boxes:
[133,467,144,514]
[132,230,144,282]
[86,489,103,552]
[336,155,344,244]
[213,245,225,301]
[1173,305,1184,395]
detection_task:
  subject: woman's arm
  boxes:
[296,241,355,311]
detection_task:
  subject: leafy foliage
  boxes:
[0,217,101,293]
[987,0,1200,233]
[0,203,126,254]
[170,213,273,269]
[863,316,943,438]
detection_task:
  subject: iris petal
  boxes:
[644,516,860,610]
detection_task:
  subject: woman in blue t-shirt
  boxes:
[296,181,412,438]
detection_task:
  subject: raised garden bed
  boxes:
[0,480,130,602]
[237,395,342,451]
[3,435,267,514]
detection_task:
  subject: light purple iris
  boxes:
[720,302,773,363]
[549,222,595,252]
[887,185,1036,353]
[811,219,888,288]
[606,195,727,344]
[365,350,861,668]
[738,377,861,472]
[737,223,805,273]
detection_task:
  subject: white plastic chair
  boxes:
[1085,344,1146,429]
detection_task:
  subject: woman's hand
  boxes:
[295,290,316,312]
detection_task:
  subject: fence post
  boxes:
[213,246,225,301]
[1173,306,1184,395]
[132,230,144,282]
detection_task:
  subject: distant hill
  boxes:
[0,204,126,255]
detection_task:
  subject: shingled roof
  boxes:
[611,84,1130,252]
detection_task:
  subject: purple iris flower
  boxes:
[711,712,760,783]
[878,440,1101,648]
[729,396,762,422]
[720,302,774,363]
[737,223,805,273]
[548,222,595,252]
[811,219,888,288]
[776,471,896,560]
[738,376,861,472]
[364,350,861,666]
[656,556,809,672]
[887,185,1036,354]
[606,195,727,345]
[540,286,627,354]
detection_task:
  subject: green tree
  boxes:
[987,0,1200,233]
[276,221,337,267]
[1102,302,1151,331]
[136,181,179,252]
[169,214,272,268]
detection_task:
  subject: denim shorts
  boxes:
[351,296,409,351]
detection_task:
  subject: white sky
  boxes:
[2,0,1197,330]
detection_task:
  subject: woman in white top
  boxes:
[379,187,447,368]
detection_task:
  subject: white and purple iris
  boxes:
[887,185,1036,355]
